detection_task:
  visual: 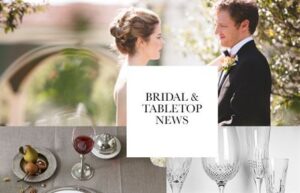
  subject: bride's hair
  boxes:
[110,7,160,56]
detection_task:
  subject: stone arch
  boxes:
[0,45,118,125]
[1,45,117,93]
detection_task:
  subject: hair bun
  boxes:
[110,24,122,38]
[110,7,159,55]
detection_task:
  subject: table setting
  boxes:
[0,125,166,193]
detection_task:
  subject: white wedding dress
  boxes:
[113,63,127,126]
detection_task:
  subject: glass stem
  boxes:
[218,184,225,193]
[218,186,225,193]
[217,182,226,193]
[80,154,85,179]
[170,183,182,193]
[254,178,263,193]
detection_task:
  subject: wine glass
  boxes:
[71,114,96,180]
[167,158,192,193]
[202,127,240,193]
[246,127,270,193]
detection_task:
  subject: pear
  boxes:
[19,145,39,163]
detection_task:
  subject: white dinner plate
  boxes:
[44,186,98,193]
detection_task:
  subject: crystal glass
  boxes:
[263,158,289,193]
[167,158,192,193]
[202,127,240,193]
[71,114,96,180]
[246,127,271,193]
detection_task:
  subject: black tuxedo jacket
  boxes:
[218,40,271,126]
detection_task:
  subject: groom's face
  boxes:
[215,10,241,48]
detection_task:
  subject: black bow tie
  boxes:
[223,50,230,57]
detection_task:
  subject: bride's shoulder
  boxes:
[113,63,128,100]
[116,81,127,94]
[114,76,127,102]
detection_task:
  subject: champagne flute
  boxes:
[167,158,192,193]
[202,127,240,193]
[263,158,289,193]
[246,127,270,193]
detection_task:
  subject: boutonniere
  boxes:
[220,55,238,72]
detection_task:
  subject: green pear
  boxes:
[20,145,39,163]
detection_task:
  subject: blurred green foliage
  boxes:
[0,0,46,33]
[42,50,99,107]
[256,0,300,125]
[25,48,117,125]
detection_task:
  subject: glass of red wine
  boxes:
[71,115,96,180]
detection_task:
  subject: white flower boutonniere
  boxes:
[150,157,166,167]
[220,55,238,72]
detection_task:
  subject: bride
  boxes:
[110,7,163,126]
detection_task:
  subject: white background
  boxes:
[127,66,218,157]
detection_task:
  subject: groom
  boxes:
[215,0,271,126]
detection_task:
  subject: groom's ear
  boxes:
[240,19,250,33]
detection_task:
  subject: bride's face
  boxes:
[215,10,241,48]
[139,24,163,60]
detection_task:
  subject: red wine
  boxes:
[73,136,94,154]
